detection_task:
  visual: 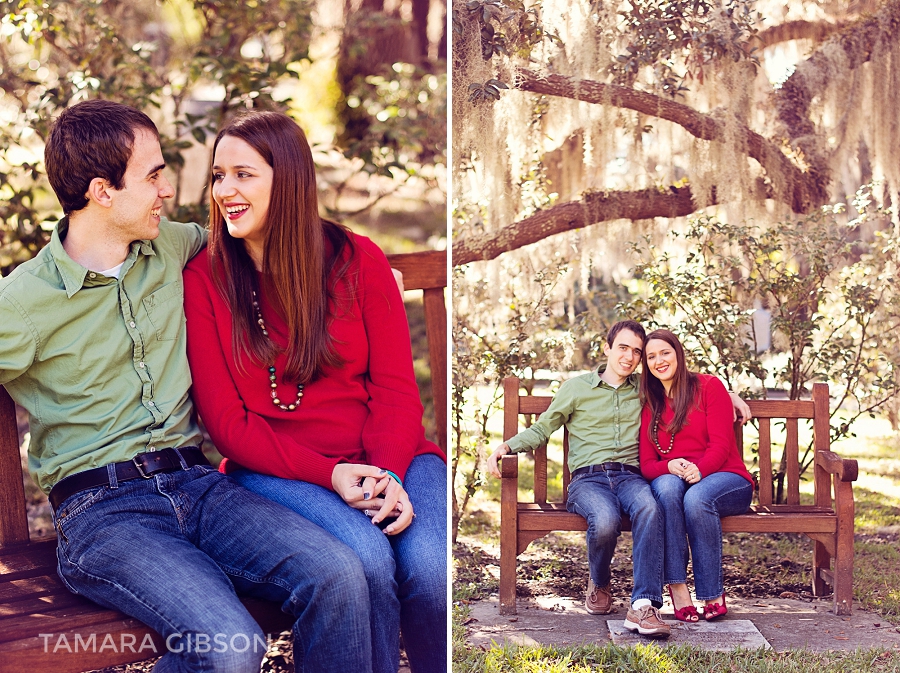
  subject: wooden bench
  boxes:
[498,376,858,616]
[0,249,446,673]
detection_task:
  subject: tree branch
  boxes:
[453,185,707,265]
[774,0,900,197]
[754,20,846,49]
[516,69,824,213]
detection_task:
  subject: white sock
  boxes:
[632,598,651,610]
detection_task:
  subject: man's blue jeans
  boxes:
[650,472,753,600]
[565,468,664,607]
[234,453,447,673]
[53,463,372,673]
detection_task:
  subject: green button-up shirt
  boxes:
[506,370,643,471]
[0,218,206,493]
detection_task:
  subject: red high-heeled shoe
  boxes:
[703,593,728,621]
[667,585,700,622]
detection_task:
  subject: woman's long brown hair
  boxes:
[207,111,353,383]
[639,329,698,439]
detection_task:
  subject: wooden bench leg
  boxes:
[832,478,854,615]
[499,456,518,615]
[812,540,829,597]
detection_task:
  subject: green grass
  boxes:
[452,642,900,672]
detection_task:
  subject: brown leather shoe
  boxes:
[585,579,614,614]
[623,605,671,638]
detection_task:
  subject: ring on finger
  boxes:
[364,509,373,517]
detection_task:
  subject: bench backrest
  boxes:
[0,249,447,547]
[502,376,832,508]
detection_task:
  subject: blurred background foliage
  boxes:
[0,0,447,274]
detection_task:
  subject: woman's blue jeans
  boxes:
[650,471,753,601]
[53,463,372,673]
[234,453,447,673]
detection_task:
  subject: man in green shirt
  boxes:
[487,320,749,638]
[0,100,372,671]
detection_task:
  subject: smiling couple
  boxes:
[488,320,754,638]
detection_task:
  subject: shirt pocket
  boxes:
[142,280,185,341]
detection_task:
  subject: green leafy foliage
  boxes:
[339,63,446,181]
[611,0,760,95]
[0,0,316,272]
[451,261,569,541]
[0,0,446,272]
[623,188,900,497]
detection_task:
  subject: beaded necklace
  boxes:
[252,291,304,411]
[651,412,676,454]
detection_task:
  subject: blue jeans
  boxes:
[650,472,753,600]
[565,468,664,607]
[53,463,372,673]
[234,454,447,673]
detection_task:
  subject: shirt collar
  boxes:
[591,367,640,390]
[49,217,156,298]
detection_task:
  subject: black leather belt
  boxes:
[49,447,209,510]
[571,462,642,478]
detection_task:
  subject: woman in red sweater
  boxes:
[183,111,446,673]
[639,329,753,622]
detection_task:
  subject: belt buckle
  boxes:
[132,453,157,478]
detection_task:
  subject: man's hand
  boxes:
[487,442,511,478]
[729,392,752,425]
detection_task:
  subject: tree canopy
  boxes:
[452,0,898,264]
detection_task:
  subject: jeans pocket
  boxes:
[54,487,106,543]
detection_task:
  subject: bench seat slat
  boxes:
[0,539,58,577]
[0,575,74,603]
[517,507,838,533]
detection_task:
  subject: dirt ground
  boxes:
[453,528,884,605]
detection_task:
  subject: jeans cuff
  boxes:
[631,593,662,608]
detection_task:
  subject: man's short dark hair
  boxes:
[44,100,159,214]
[606,319,646,346]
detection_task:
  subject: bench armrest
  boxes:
[500,453,519,479]
[816,450,858,482]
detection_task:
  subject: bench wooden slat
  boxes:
[786,417,800,505]
[0,574,66,609]
[516,507,839,534]
[758,418,773,506]
[0,389,28,547]
[499,377,858,616]
[388,250,447,452]
[534,446,547,504]
[517,396,555,415]
[748,399,815,418]
[0,589,93,619]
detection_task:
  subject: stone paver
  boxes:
[607,619,769,650]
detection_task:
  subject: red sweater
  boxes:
[183,234,444,491]
[639,374,753,484]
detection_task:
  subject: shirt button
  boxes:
[148,445,156,451]
[129,321,136,328]
[148,401,155,407]
[139,362,145,368]
[88,272,96,278]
